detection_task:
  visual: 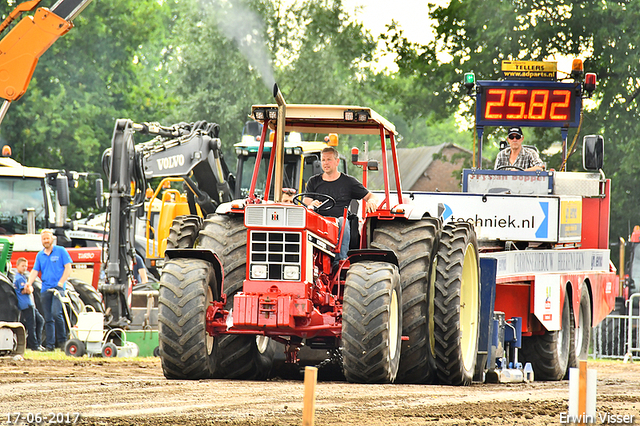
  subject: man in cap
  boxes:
[494,127,544,171]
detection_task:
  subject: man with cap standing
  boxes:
[494,127,545,171]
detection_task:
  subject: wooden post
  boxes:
[302,366,318,426]
[578,360,587,426]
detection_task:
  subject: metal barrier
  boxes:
[591,294,639,361]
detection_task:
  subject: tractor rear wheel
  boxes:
[198,214,275,380]
[433,222,480,386]
[166,215,203,249]
[371,218,441,383]
[521,291,571,380]
[342,261,402,383]
[158,258,218,379]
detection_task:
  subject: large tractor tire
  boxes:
[342,261,402,383]
[68,278,104,313]
[568,283,592,370]
[158,258,218,379]
[371,218,441,383]
[166,215,203,249]
[521,291,572,381]
[433,222,480,386]
[0,273,20,322]
[197,214,275,380]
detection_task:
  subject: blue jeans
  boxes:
[40,288,67,348]
[336,216,350,262]
[20,306,44,350]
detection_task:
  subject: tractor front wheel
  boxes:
[198,214,276,380]
[342,261,402,383]
[158,258,217,379]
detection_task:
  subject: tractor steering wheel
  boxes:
[293,192,336,213]
[496,165,525,171]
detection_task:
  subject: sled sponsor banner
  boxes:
[464,170,552,195]
[486,249,610,277]
[534,274,561,331]
[559,198,582,242]
[413,193,559,242]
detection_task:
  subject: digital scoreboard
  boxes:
[476,80,581,128]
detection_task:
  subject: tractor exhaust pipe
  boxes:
[273,83,286,203]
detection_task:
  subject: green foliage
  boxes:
[0,0,175,214]
[384,0,640,242]
[3,0,636,244]
[167,0,377,160]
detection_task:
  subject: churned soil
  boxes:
[1,356,638,425]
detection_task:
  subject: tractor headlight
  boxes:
[251,264,267,279]
[283,265,300,280]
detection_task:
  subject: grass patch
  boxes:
[22,348,159,363]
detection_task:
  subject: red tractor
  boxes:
[157,86,481,384]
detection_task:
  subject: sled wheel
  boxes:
[568,283,592,371]
[522,290,571,380]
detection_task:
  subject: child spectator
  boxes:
[13,257,45,351]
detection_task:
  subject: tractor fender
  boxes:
[347,249,399,268]
[164,248,224,297]
[215,201,237,215]
[406,201,445,221]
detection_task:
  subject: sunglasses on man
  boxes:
[508,134,522,140]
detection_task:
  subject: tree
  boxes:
[0,0,176,213]
[167,0,378,158]
[384,0,640,241]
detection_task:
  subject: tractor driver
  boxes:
[494,127,545,171]
[303,146,378,263]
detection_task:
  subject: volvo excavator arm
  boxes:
[100,119,234,327]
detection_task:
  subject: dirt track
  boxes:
[1,356,639,426]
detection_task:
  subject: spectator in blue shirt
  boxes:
[13,257,45,351]
[26,229,72,351]
[133,254,148,285]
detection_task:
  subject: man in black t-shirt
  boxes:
[303,147,378,262]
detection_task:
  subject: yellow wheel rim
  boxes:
[389,289,399,360]
[460,242,479,371]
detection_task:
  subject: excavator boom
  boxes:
[0,0,93,124]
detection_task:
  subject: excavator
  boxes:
[0,0,94,356]
[100,120,235,328]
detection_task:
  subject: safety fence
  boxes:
[591,294,640,361]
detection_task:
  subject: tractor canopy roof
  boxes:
[250,104,397,136]
[235,139,331,155]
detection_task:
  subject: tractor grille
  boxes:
[250,231,302,280]
[245,205,305,228]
